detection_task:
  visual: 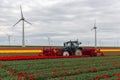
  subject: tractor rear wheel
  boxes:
[75,49,82,56]
[63,51,70,56]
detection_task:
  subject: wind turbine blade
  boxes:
[13,19,21,27]
[20,5,24,18]
[24,19,32,25]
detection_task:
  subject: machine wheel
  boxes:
[75,49,82,56]
[63,51,70,56]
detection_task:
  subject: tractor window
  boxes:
[72,42,79,47]
[64,42,71,47]
[67,43,71,47]
[64,41,81,47]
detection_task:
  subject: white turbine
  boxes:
[13,6,32,47]
[91,20,97,48]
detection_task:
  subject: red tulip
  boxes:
[118,78,120,80]
[24,73,28,77]
[96,75,100,80]
[64,71,67,76]
[29,75,35,80]
[59,78,64,80]
[114,74,120,77]
[102,74,109,78]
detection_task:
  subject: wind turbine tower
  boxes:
[91,20,97,48]
[13,6,32,47]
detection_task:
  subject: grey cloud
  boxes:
[0,0,119,46]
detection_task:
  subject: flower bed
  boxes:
[0,56,120,80]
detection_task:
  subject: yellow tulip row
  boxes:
[0,50,43,53]
[100,49,120,52]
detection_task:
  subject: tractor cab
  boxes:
[64,41,81,48]
[62,41,82,56]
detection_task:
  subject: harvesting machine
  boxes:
[41,40,104,57]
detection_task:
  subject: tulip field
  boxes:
[0,56,120,80]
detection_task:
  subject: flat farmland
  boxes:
[0,56,120,80]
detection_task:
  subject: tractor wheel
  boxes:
[63,51,70,56]
[75,49,82,56]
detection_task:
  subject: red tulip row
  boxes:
[0,55,89,61]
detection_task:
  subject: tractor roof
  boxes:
[64,40,82,44]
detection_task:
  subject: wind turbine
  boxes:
[13,6,32,47]
[91,20,97,48]
[0,29,12,46]
[47,36,51,46]
[6,34,11,46]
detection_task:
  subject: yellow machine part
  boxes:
[0,50,43,53]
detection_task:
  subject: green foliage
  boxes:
[0,56,120,80]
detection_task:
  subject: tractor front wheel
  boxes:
[75,49,82,56]
[63,51,70,56]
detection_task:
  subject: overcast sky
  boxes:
[0,0,120,46]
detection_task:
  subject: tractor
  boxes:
[62,40,104,56]
[62,40,82,56]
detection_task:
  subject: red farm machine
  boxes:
[41,40,104,57]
